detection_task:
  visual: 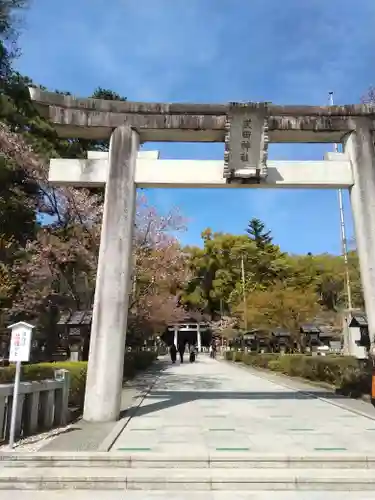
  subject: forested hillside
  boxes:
[179,219,363,338]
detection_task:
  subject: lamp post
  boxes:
[220,298,224,350]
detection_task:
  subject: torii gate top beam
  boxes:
[29,88,375,144]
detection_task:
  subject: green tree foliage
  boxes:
[181,228,292,319]
[180,225,364,330]
[246,217,273,247]
[238,282,321,341]
[0,0,28,38]
[0,1,29,81]
[0,0,39,324]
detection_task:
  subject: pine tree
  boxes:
[246,218,273,247]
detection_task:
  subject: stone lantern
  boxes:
[57,310,92,361]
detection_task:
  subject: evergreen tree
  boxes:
[246,217,273,247]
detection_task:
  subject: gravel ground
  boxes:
[0,423,75,452]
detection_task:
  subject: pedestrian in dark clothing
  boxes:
[189,344,196,363]
[210,340,217,359]
[170,344,177,363]
[178,343,185,363]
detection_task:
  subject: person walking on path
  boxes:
[210,339,217,359]
[189,344,196,363]
[169,343,177,364]
[178,342,185,363]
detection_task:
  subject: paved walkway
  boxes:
[113,354,375,455]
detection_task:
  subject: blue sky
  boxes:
[15,0,375,254]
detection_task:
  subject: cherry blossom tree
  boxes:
[1,120,188,338]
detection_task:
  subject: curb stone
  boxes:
[99,364,163,452]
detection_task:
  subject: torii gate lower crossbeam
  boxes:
[49,152,353,189]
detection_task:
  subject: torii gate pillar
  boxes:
[345,119,375,358]
[83,125,139,422]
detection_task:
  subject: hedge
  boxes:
[0,351,157,409]
[225,351,371,398]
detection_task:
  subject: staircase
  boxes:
[1,452,375,492]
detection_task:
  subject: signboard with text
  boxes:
[224,103,269,181]
[8,322,33,363]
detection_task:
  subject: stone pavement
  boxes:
[112,354,375,454]
[39,359,168,452]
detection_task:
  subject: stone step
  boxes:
[2,451,375,469]
[0,467,375,491]
[0,492,367,500]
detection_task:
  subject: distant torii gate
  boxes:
[29,88,375,422]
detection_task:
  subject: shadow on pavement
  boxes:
[123,358,171,392]
[126,387,347,420]
[124,356,363,419]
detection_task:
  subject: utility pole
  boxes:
[220,298,224,349]
[241,254,248,332]
[131,253,138,314]
[329,91,353,313]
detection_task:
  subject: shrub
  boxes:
[225,351,235,361]
[0,361,87,408]
[267,359,283,372]
[243,353,280,369]
[227,351,370,397]
[338,363,371,397]
[123,350,157,378]
[225,351,243,362]
[0,351,157,409]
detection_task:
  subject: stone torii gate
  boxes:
[29,88,375,423]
